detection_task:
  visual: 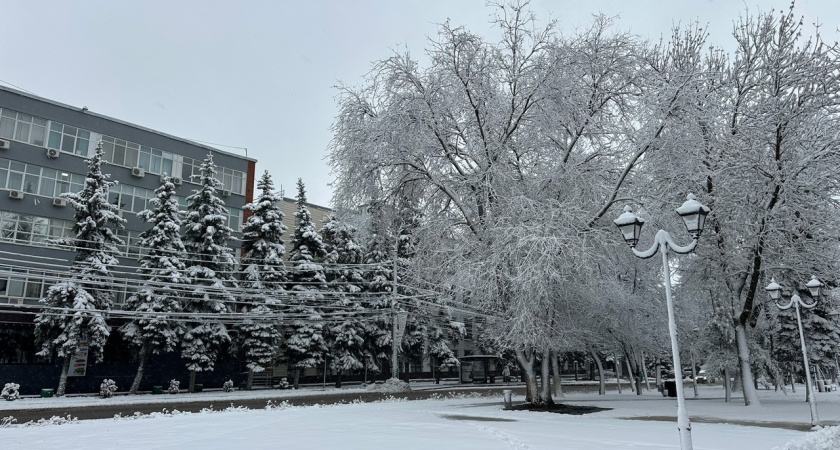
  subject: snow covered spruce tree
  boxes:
[359,203,396,379]
[180,154,238,392]
[34,144,125,396]
[237,171,286,389]
[321,214,366,387]
[121,174,189,394]
[285,179,328,389]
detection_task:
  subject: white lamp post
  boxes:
[765,276,823,430]
[614,193,710,450]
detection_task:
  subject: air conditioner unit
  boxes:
[0,139,9,150]
[46,148,60,159]
[131,167,145,177]
[220,189,231,197]
[52,197,67,207]
[9,298,24,305]
[172,177,183,186]
[8,190,24,199]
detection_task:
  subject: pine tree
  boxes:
[121,174,189,394]
[321,214,366,387]
[34,144,125,396]
[237,171,286,389]
[180,153,237,392]
[360,203,394,378]
[285,179,328,388]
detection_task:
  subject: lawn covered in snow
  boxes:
[2,384,839,449]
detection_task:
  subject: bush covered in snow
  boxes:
[277,377,290,389]
[1,383,20,401]
[778,425,840,450]
[365,378,411,393]
[222,380,234,392]
[99,379,118,398]
[168,379,180,394]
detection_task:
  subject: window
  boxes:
[0,109,47,146]
[111,184,156,214]
[0,212,72,248]
[47,122,90,156]
[181,157,245,195]
[101,135,181,176]
[0,159,85,197]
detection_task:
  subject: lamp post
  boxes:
[765,276,823,430]
[614,193,710,450]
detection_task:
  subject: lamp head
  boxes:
[765,278,782,301]
[676,193,710,239]
[806,275,823,298]
[614,205,645,248]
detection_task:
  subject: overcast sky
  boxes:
[2,0,837,206]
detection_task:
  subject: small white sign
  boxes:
[67,341,89,377]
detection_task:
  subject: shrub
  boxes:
[1,383,20,401]
[168,379,180,394]
[99,379,118,399]
[223,380,234,392]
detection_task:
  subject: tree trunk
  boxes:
[641,352,651,391]
[724,366,732,402]
[246,369,254,390]
[734,322,760,406]
[551,352,564,399]
[590,346,605,395]
[130,344,151,394]
[615,353,623,394]
[515,349,538,404]
[539,349,553,404]
[655,356,662,388]
[293,368,300,389]
[335,371,343,388]
[189,370,196,393]
[625,358,636,393]
[790,371,796,393]
[56,357,71,397]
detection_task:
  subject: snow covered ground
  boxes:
[2,383,839,449]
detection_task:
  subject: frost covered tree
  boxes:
[34,144,124,396]
[321,214,366,387]
[285,179,328,388]
[180,153,238,392]
[121,175,189,394]
[359,203,396,378]
[329,3,693,403]
[237,171,286,389]
[647,6,840,406]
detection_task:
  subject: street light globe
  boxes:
[675,193,710,239]
[806,275,823,298]
[765,278,782,301]
[613,205,645,248]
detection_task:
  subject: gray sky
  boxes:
[2,0,837,207]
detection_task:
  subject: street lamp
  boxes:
[614,193,710,450]
[765,276,823,430]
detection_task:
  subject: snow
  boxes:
[2,383,839,449]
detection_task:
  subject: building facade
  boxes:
[0,86,256,392]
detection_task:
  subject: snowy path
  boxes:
[2,385,836,449]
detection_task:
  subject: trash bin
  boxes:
[194,383,203,393]
[152,386,163,395]
[664,380,677,398]
[40,388,54,398]
[817,380,825,393]
[503,389,513,408]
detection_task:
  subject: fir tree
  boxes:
[180,153,237,392]
[34,144,125,396]
[121,174,189,394]
[321,214,366,387]
[360,203,395,378]
[237,171,286,389]
[285,179,328,388]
